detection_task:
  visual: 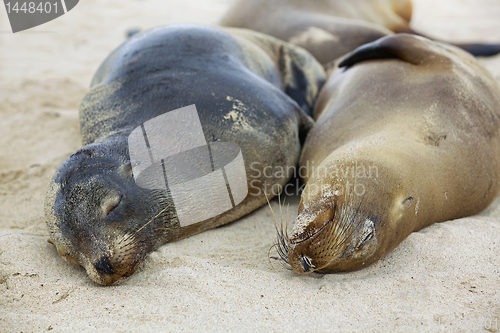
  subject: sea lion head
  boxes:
[277,159,409,274]
[285,188,380,274]
[45,136,175,285]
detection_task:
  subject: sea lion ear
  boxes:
[339,33,442,68]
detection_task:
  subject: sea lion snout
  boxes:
[67,209,149,285]
[285,183,382,274]
[83,238,146,285]
[298,255,316,273]
[94,256,116,275]
[290,199,336,243]
[287,210,379,273]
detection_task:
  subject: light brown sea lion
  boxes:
[222,0,500,64]
[45,24,325,285]
[276,33,500,274]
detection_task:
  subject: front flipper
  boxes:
[443,42,500,57]
[228,28,326,116]
[397,27,500,57]
[338,33,445,68]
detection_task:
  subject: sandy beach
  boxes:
[1,0,500,331]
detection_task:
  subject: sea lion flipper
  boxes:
[296,108,314,144]
[271,41,316,141]
[276,43,327,115]
[394,27,500,57]
[450,43,500,57]
[226,28,326,115]
[338,33,441,68]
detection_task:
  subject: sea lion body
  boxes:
[283,34,500,273]
[45,24,325,285]
[222,0,500,64]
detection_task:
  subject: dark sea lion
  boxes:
[221,0,500,64]
[276,34,500,274]
[45,24,325,285]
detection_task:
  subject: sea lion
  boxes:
[276,34,500,274]
[221,0,500,64]
[45,24,325,285]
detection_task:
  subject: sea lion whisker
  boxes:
[265,192,293,266]
[323,202,359,256]
[265,192,279,228]
[275,211,292,265]
[119,229,140,244]
[278,193,286,225]
[115,230,141,248]
[125,204,172,240]
[267,244,286,269]
[117,243,139,254]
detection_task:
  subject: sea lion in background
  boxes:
[277,34,500,274]
[45,24,326,285]
[221,0,500,65]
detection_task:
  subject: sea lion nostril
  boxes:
[94,256,116,275]
[300,255,315,272]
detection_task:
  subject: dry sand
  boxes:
[1,0,500,332]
